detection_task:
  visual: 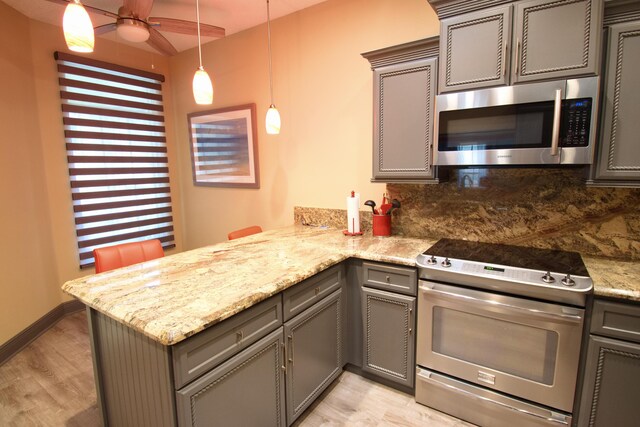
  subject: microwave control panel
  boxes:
[561,98,592,146]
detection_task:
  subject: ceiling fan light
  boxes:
[193,67,213,105]
[63,1,94,53]
[116,19,150,43]
[266,105,281,135]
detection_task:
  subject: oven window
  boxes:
[438,101,553,151]
[432,307,558,385]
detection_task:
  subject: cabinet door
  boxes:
[577,335,640,427]
[512,0,601,84]
[595,21,640,181]
[439,5,512,93]
[176,328,286,427]
[372,57,437,181]
[361,287,415,388]
[284,289,343,424]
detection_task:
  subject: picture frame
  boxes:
[187,103,260,188]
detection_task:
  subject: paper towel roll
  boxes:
[347,192,360,233]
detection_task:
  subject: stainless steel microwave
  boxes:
[434,77,600,166]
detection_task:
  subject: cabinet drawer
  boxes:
[362,262,417,296]
[591,299,640,344]
[283,264,343,322]
[172,294,282,389]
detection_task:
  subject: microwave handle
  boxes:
[551,88,562,156]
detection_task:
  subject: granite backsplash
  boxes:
[294,168,640,261]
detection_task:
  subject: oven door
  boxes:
[416,281,584,412]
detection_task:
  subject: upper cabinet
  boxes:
[362,37,443,183]
[591,19,640,183]
[436,0,603,93]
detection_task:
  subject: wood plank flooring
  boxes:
[0,311,471,426]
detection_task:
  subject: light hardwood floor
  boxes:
[0,311,472,426]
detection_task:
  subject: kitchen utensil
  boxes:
[380,193,392,215]
[364,200,377,214]
[387,199,401,215]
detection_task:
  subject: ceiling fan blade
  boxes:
[43,0,119,19]
[94,23,117,35]
[149,17,226,38]
[147,27,178,56]
[123,0,154,19]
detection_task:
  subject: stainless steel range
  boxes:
[415,239,593,427]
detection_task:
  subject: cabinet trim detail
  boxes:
[589,345,640,426]
[364,294,410,380]
[189,339,283,427]
[445,14,505,86]
[520,0,592,75]
[606,29,640,171]
[378,66,432,173]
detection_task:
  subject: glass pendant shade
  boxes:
[63,1,94,53]
[266,105,281,135]
[192,66,213,105]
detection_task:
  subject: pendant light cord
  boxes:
[267,0,274,105]
[196,0,203,69]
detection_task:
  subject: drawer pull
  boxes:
[315,287,320,296]
[385,275,391,283]
[236,330,243,342]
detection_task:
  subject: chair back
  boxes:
[228,226,263,240]
[93,239,164,273]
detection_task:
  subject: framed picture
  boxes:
[187,103,260,188]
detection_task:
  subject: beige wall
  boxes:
[0,2,183,345]
[170,0,439,248]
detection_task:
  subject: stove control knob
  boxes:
[441,258,452,268]
[561,274,576,287]
[542,271,555,283]
[426,255,437,265]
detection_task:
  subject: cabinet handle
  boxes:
[551,88,562,156]
[288,335,294,366]
[281,342,287,373]
[515,39,521,75]
[409,308,413,334]
[236,330,243,342]
[503,43,508,77]
[315,287,320,296]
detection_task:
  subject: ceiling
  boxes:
[1,0,328,54]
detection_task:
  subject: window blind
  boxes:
[55,52,175,268]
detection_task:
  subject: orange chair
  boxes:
[93,239,165,273]
[228,226,263,241]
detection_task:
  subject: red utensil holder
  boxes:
[372,214,391,237]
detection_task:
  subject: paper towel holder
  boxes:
[344,190,363,236]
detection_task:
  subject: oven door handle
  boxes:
[420,284,583,323]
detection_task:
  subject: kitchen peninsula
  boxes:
[62,224,640,426]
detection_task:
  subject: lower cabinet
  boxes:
[176,328,286,427]
[577,299,640,426]
[361,286,416,388]
[284,289,343,424]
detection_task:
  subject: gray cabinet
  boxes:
[591,20,640,184]
[437,0,602,92]
[284,289,343,424]
[176,328,286,427]
[439,5,513,92]
[361,287,416,388]
[512,0,601,84]
[362,37,442,183]
[577,299,640,426]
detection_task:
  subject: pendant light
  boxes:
[265,0,281,134]
[192,0,213,105]
[63,0,95,53]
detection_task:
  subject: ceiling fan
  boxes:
[46,0,226,56]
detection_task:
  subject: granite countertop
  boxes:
[62,225,639,346]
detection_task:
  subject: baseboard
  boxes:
[0,298,86,366]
